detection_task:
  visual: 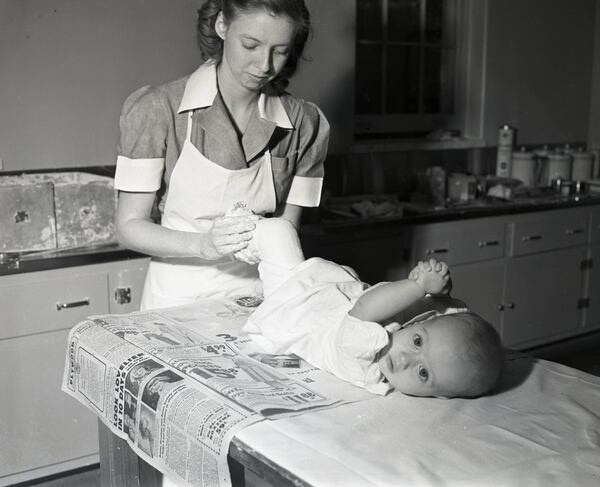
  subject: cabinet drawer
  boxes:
[412,219,505,266]
[0,271,109,340]
[511,209,588,256]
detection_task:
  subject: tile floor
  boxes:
[18,332,600,487]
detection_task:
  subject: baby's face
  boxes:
[377,316,472,397]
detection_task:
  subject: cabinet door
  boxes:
[502,247,586,348]
[0,330,98,481]
[450,260,505,335]
[585,243,600,328]
[591,208,600,244]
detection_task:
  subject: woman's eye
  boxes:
[242,43,258,50]
[412,334,423,347]
[418,366,429,382]
[274,48,289,56]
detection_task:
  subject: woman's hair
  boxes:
[196,0,311,92]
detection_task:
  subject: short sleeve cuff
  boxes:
[286,175,323,207]
[114,155,164,192]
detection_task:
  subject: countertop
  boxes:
[300,192,600,238]
[3,193,600,276]
[0,244,145,277]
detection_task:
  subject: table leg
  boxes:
[98,420,161,487]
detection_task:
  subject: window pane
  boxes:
[388,0,421,42]
[425,0,444,43]
[356,44,383,114]
[386,45,420,113]
[357,0,383,41]
[423,47,441,113]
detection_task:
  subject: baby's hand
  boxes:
[409,258,450,295]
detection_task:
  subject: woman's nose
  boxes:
[257,49,272,74]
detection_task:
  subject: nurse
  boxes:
[115,0,329,310]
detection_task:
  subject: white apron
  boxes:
[140,111,277,310]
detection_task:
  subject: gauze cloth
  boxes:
[244,257,392,395]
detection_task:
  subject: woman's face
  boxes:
[216,9,295,92]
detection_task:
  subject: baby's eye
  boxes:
[412,334,423,348]
[418,365,429,382]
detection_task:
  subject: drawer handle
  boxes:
[425,248,449,255]
[521,235,542,242]
[56,298,90,311]
[565,228,584,236]
[478,240,499,248]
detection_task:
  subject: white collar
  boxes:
[177,61,293,129]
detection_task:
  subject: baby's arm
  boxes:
[349,259,449,323]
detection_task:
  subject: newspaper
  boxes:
[62,297,373,487]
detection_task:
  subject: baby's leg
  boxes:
[249,218,306,296]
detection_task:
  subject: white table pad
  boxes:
[237,353,600,486]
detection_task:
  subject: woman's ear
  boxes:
[215,11,227,40]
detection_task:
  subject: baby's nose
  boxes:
[398,352,413,370]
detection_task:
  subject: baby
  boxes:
[240,217,504,398]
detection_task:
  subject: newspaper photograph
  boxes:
[62,297,374,487]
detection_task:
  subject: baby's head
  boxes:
[378,312,503,398]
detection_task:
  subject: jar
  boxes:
[510,147,536,186]
[571,149,594,181]
[546,151,572,185]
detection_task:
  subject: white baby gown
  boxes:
[243,257,392,395]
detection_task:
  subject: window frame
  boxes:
[354,0,485,142]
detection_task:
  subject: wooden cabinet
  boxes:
[503,247,585,347]
[0,330,100,484]
[410,216,507,335]
[412,218,506,266]
[585,208,600,328]
[509,209,589,257]
[409,206,596,350]
[585,243,600,329]
[0,257,149,485]
[450,260,505,334]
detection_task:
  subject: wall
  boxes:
[0,0,206,171]
[483,0,596,145]
[288,0,355,153]
[0,0,353,172]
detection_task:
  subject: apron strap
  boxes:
[186,111,194,141]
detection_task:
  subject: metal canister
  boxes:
[546,151,572,184]
[496,125,514,177]
[510,147,536,186]
[571,149,594,181]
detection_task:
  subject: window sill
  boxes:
[350,137,487,153]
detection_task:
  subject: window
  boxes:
[355,0,460,138]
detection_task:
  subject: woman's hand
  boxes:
[204,214,259,260]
